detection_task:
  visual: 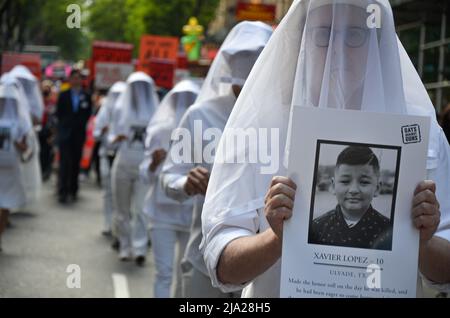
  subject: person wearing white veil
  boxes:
[94,81,126,236]
[201,0,450,298]
[1,72,42,208]
[0,82,33,252]
[139,79,199,298]
[9,65,44,125]
[110,72,159,264]
[160,21,273,297]
[10,66,44,208]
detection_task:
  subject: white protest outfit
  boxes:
[111,72,160,259]
[9,66,43,206]
[0,83,33,210]
[139,80,199,298]
[201,0,450,298]
[161,21,273,298]
[9,65,44,122]
[94,82,126,233]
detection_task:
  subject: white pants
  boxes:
[151,227,190,298]
[21,131,42,207]
[112,153,149,258]
[0,161,26,210]
[100,156,113,232]
[181,261,239,298]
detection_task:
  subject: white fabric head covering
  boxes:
[111,81,127,92]
[145,79,200,153]
[196,21,273,104]
[0,73,33,130]
[0,83,32,141]
[201,0,444,250]
[9,65,44,121]
[115,72,160,138]
[94,81,126,138]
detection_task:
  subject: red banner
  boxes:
[147,60,176,90]
[236,1,276,22]
[92,44,133,63]
[139,35,179,62]
[91,41,134,85]
[1,52,42,79]
[138,35,179,89]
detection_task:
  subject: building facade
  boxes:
[208,0,294,39]
[392,0,450,113]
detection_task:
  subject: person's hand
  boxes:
[412,181,440,245]
[114,135,127,144]
[14,137,28,153]
[149,149,167,172]
[32,116,41,126]
[264,177,297,240]
[184,167,210,196]
[101,126,109,135]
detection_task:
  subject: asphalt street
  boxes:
[0,175,155,298]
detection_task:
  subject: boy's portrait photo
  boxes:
[308,141,401,251]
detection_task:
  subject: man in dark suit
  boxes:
[56,70,92,203]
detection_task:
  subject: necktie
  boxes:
[72,91,80,113]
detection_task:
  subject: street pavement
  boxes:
[0,175,155,298]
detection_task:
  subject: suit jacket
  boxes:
[56,89,92,145]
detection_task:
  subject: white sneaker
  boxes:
[119,249,132,261]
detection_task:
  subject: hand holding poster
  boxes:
[281,107,430,298]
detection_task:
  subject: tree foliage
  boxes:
[88,0,220,53]
[141,0,220,37]
[1,0,88,60]
[1,0,220,61]
[1,0,38,52]
[87,0,129,43]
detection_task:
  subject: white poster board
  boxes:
[95,62,134,90]
[281,107,430,298]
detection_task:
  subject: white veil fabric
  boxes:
[0,83,31,210]
[195,21,274,104]
[113,72,160,140]
[139,80,199,221]
[157,21,273,279]
[0,83,32,142]
[10,65,44,122]
[201,0,450,296]
[144,79,200,155]
[0,75,40,207]
[94,81,127,139]
[0,74,33,136]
